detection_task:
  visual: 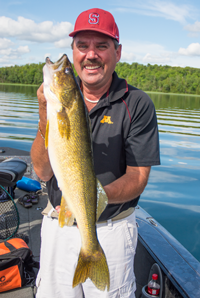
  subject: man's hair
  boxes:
[71,38,120,50]
[112,39,120,50]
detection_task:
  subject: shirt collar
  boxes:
[108,72,129,102]
[76,71,129,103]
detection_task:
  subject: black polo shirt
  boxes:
[46,71,160,221]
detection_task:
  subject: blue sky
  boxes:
[0,0,200,68]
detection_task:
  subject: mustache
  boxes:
[81,60,104,69]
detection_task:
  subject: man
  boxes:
[31,8,160,298]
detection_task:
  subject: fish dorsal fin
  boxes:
[57,108,70,139]
[59,195,75,227]
[96,179,108,221]
[45,120,49,149]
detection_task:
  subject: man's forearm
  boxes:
[31,130,53,181]
[31,83,53,182]
[104,166,151,204]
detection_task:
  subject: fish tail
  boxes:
[72,245,110,291]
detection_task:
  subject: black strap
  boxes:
[0,254,18,260]
[28,260,40,269]
[0,241,18,260]
[4,240,16,252]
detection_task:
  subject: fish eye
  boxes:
[65,68,72,74]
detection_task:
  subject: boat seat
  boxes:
[0,158,27,187]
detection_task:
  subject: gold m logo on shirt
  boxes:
[100,116,113,124]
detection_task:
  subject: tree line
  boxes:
[0,62,200,95]
[115,63,200,95]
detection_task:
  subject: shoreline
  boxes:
[1,83,200,97]
[0,82,39,87]
[146,91,200,97]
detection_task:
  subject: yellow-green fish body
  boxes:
[43,54,110,291]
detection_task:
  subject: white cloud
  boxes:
[0,48,12,56]
[0,38,14,49]
[184,21,200,33]
[0,16,73,66]
[146,0,194,24]
[0,45,30,65]
[143,53,171,64]
[121,40,171,64]
[0,59,13,66]
[178,43,200,56]
[122,40,166,55]
[119,38,200,67]
[0,46,30,56]
[54,38,72,48]
[17,45,30,53]
[0,16,73,46]
[115,0,195,24]
[121,51,136,61]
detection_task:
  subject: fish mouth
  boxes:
[45,54,72,70]
[43,54,75,105]
[45,57,53,65]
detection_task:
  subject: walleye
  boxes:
[43,54,110,291]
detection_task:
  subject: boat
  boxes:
[0,147,200,298]
[135,206,200,297]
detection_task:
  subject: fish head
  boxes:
[43,54,80,108]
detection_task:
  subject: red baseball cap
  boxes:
[69,8,119,42]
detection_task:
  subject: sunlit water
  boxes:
[0,85,200,261]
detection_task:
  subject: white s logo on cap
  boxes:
[88,13,99,24]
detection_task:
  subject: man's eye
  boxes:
[98,45,107,49]
[78,45,87,49]
[97,45,108,50]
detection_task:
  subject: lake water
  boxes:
[0,84,200,261]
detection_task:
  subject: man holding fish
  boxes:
[31,8,160,298]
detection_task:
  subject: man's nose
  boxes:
[85,47,98,59]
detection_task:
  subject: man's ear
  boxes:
[116,44,122,62]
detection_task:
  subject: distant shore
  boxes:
[146,91,200,97]
[1,82,200,97]
[1,62,200,95]
[0,82,39,87]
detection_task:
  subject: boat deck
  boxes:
[1,186,48,298]
[0,148,48,297]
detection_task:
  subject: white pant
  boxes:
[36,212,138,298]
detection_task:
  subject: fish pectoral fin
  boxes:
[57,109,70,139]
[96,179,108,221]
[58,195,75,227]
[73,245,110,291]
[45,120,49,149]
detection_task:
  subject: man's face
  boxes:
[72,31,121,90]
